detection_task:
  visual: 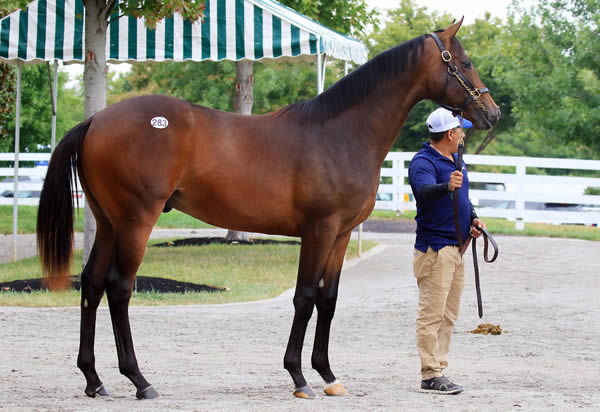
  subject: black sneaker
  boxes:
[420,376,463,394]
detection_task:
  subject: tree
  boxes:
[500,0,600,154]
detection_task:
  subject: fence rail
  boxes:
[376,152,600,228]
[2,152,600,228]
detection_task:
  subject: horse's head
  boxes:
[424,18,501,129]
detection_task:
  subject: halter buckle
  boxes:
[441,50,452,62]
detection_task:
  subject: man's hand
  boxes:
[471,218,486,238]
[448,170,463,191]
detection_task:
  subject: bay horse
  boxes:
[37,19,499,400]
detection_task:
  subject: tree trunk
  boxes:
[225,61,254,242]
[82,0,109,267]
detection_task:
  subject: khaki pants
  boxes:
[413,246,464,380]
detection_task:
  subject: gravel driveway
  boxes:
[1,232,599,411]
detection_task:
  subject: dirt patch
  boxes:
[0,275,226,293]
[152,237,301,247]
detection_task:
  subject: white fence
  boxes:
[0,153,51,206]
[3,152,600,228]
[376,152,600,228]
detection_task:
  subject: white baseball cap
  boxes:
[426,107,461,133]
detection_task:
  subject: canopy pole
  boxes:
[48,60,58,152]
[317,53,323,94]
[320,55,327,93]
[12,64,22,262]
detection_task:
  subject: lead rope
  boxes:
[471,226,499,318]
[451,115,499,318]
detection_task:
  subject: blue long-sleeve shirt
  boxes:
[408,142,474,252]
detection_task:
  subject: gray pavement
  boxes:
[2,225,600,410]
[1,232,599,410]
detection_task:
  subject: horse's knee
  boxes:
[105,267,133,303]
[293,291,317,321]
[80,276,104,308]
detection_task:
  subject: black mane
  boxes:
[273,35,428,123]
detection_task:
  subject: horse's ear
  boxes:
[442,17,464,40]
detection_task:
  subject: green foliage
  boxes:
[2,65,84,152]
[492,0,600,155]
[118,0,205,27]
[0,2,22,151]
[279,0,378,36]
[0,65,15,150]
[584,187,600,196]
[364,0,600,159]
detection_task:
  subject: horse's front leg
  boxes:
[284,224,338,398]
[311,231,352,396]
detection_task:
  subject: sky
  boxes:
[64,0,513,81]
[367,0,512,25]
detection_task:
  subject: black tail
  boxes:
[36,117,93,290]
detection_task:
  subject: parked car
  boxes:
[1,175,44,184]
[1,190,41,198]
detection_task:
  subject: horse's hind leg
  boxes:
[311,231,351,396]
[77,218,113,397]
[104,219,160,399]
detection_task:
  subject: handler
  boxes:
[408,107,486,394]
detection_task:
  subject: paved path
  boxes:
[1,232,599,410]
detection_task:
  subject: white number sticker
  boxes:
[151,116,169,129]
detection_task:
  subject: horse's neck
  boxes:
[331,70,425,168]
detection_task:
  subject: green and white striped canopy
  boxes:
[0,0,367,65]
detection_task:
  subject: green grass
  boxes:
[155,211,215,229]
[0,238,377,307]
[368,209,599,241]
[3,206,598,241]
[1,206,212,234]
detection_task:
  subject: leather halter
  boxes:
[428,32,490,116]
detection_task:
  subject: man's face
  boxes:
[449,126,465,149]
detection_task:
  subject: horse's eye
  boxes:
[463,61,472,69]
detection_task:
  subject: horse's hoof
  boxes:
[293,385,316,399]
[324,381,348,396]
[136,385,159,399]
[85,384,109,398]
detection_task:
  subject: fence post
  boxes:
[358,223,362,256]
[397,156,405,212]
[515,162,526,230]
